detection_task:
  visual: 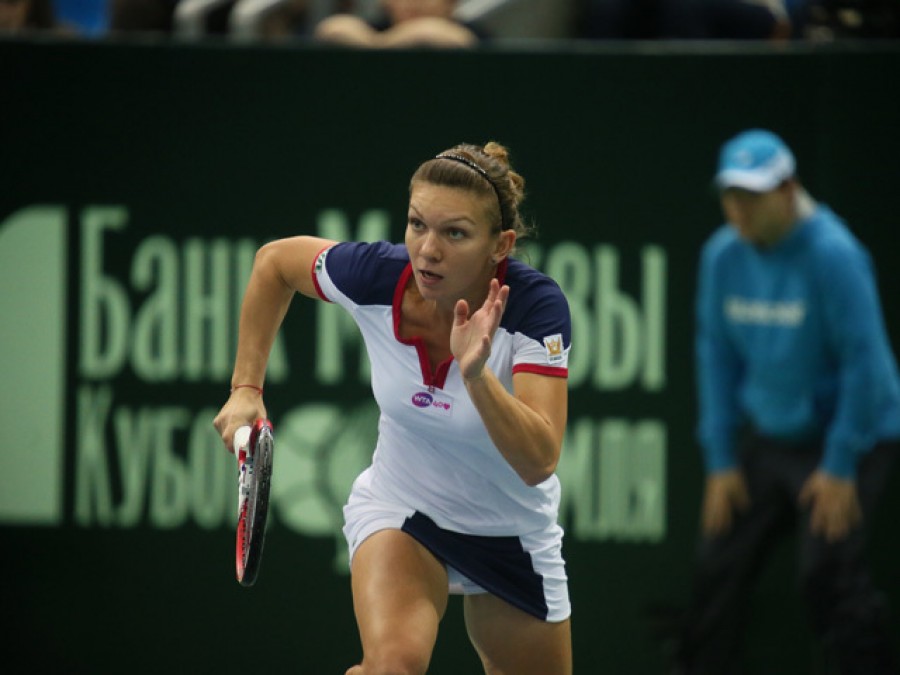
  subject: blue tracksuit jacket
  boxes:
[695,201,900,477]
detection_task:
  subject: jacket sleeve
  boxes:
[695,241,744,473]
[815,239,888,477]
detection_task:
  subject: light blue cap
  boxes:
[715,129,796,192]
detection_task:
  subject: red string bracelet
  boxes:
[231,384,263,395]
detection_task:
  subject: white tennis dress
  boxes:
[313,241,572,621]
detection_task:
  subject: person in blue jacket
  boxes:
[672,129,900,674]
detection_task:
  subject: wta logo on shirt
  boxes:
[543,334,564,364]
[412,392,434,407]
[411,391,453,416]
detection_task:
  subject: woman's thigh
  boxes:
[464,592,572,675]
[349,529,449,674]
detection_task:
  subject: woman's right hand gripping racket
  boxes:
[233,418,275,587]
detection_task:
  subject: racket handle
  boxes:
[233,425,252,459]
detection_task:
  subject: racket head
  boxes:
[235,417,275,587]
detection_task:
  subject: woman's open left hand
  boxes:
[451,278,510,381]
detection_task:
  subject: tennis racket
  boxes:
[233,418,275,587]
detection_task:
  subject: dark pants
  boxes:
[676,435,899,675]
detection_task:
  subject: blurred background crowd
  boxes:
[1,0,898,44]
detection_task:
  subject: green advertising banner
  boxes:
[2,39,899,674]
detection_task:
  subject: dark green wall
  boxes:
[2,38,898,674]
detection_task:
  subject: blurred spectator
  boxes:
[1,0,179,37]
[580,0,897,40]
[578,0,660,39]
[109,0,177,34]
[247,0,312,39]
[658,0,794,40]
[52,0,108,35]
[174,0,302,38]
[314,0,487,48]
[806,0,899,39]
[579,0,815,40]
[0,0,71,33]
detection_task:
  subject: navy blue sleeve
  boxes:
[501,262,572,348]
[324,241,408,306]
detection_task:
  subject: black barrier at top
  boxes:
[1,38,899,674]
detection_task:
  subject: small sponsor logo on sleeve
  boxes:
[543,334,564,364]
[314,250,327,275]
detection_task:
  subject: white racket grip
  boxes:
[235,425,252,517]
[234,425,252,459]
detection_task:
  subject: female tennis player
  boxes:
[213,141,573,674]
